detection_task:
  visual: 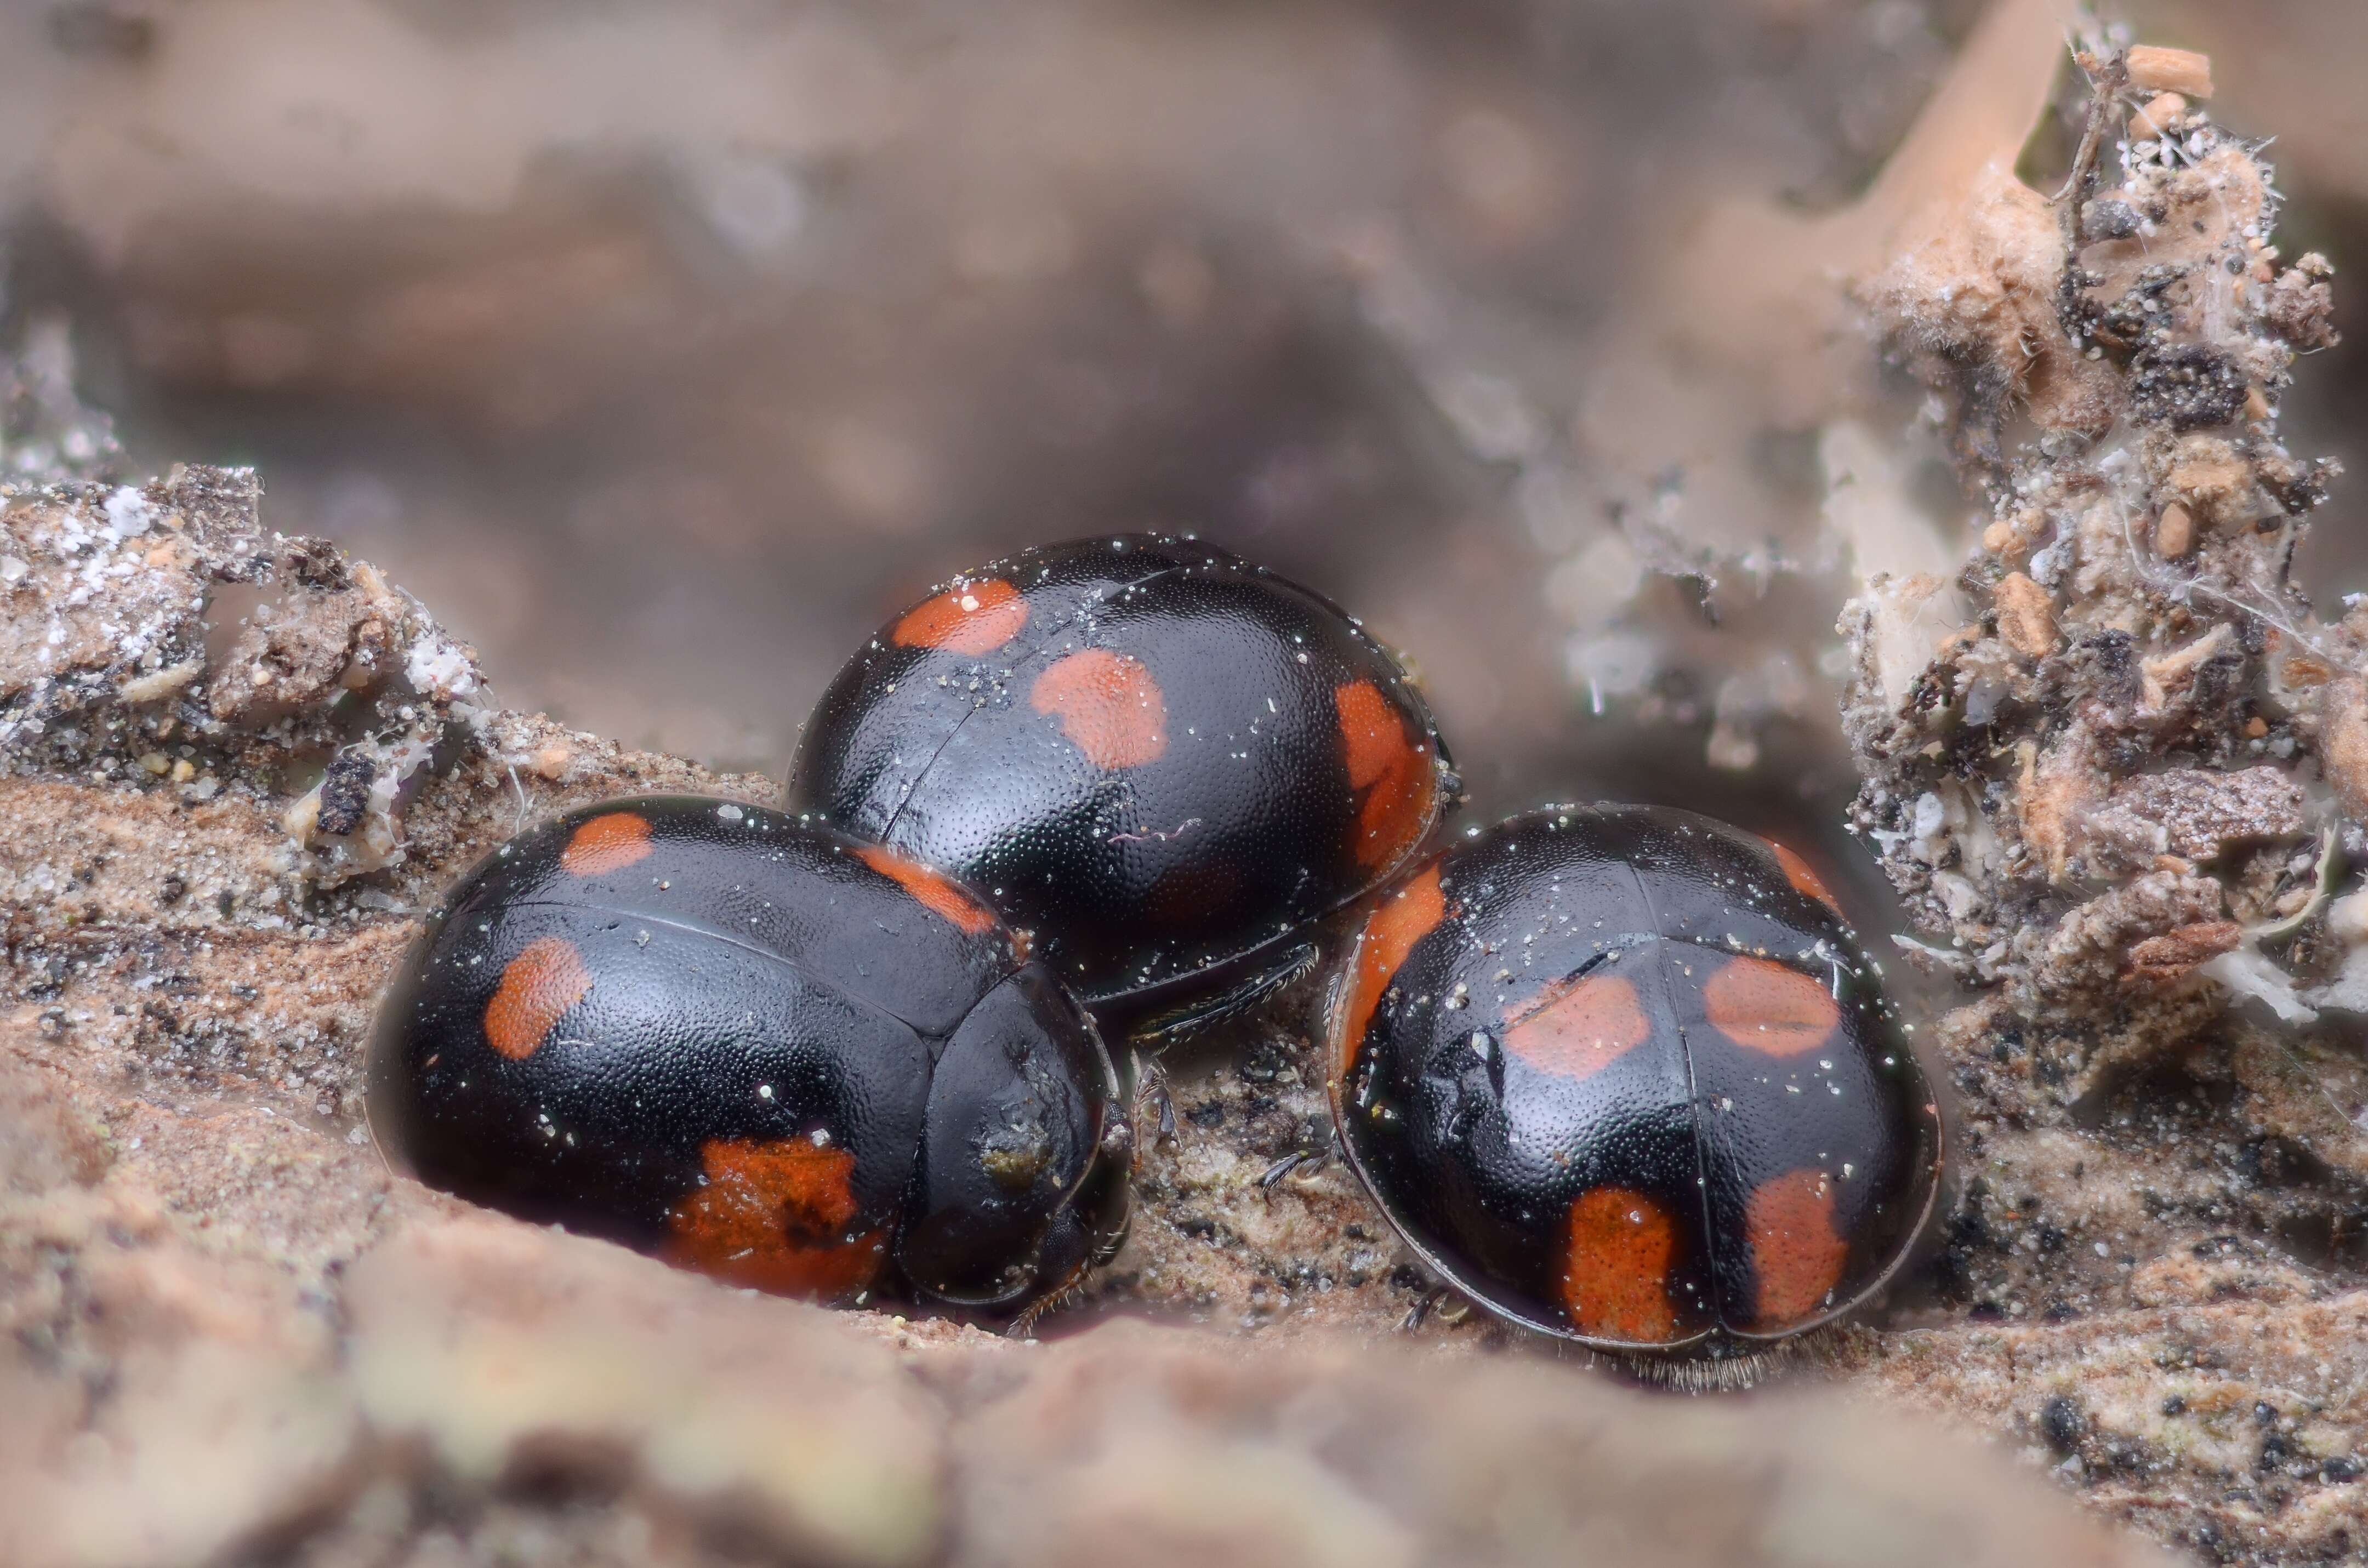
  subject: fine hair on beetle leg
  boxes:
[1586,1327,1838,1394]
[1005,1264,1094,1341]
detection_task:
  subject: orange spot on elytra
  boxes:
[1744,1168,1850,1330]
[1768,839,1845,920]
[1334,861,1445,1078]
[890,578,1029,655]
[1030,648,1168,769]
[662,1138,885,1302]
[560,811,654,876]
[483,937,593,1060]
[1502,972,1652,1080]
[1561,1187,1680,1343]
[1701,956,1840,1058]
[1336,680,1432,871]
[855,843,996,935]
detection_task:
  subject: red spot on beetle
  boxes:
[559,811,654,876]
[1336,680,1432,871]
[1335,861,1445,1078]
[855,843,996,935]
[1030,649,1168,769]
[1767,839,1845,921]
[1503,971,1652,1080]
[483,937,593,1060]
[891,578,1029,655]
[663,1137,886,1301]
[1702,956,1840,1057]
[1744,1168,1850,1330]
[1561,1187,1680,1343]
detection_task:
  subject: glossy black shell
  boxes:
[1324,806,1941,1355]
[785,535,1454,1012]
[367,796,1126,1311]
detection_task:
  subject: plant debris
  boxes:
[1833,28,2368,1562]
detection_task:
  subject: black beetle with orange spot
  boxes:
[1324,805,1942,1375]
[787,534,1458,1036]
[367,796,1129,1315]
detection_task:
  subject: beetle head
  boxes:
[896,965,1129,1312]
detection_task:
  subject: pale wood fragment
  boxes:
[2126,44,2212,99]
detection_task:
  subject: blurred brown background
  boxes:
[1,0,2359,872]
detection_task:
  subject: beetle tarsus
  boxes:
[1259,1148,1330,1189]
[1129,1050,1179,1160]
[1401,1284,1455,1333]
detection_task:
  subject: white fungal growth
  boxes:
[2200,948,2316,1025]
[101,486,156,541]
[405,636,479,702]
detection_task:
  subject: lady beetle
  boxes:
[1323,805,1941,1367]
[367,796,1129,1314]
[787,534,1456,1034]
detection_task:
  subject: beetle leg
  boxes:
[1399,1284,1472,1333]
[1162,1078,1182,1145]
[1128,941,1320,1046]
[1004,1261,1091,1341]
[1258,1147,1331,1189]
[1259,1150,1312,1188]
[1128,1050,1178,1164]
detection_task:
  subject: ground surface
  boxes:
[0,455,2338,1567]
[0,486,2167,1565]
[7,2,2368,1565]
